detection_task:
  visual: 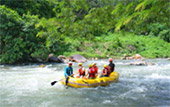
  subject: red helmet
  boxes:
[109,58,112,62]
[68,62,72,65]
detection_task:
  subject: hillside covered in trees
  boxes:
[0,0,170,64]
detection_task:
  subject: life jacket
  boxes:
[108,62,115,72]
[88,68,95,78]
[78,67,85,76]
[94,66,98,73]
[103,67,110,76]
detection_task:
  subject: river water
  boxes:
[0,59,170,107]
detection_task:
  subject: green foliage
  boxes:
[149,23,170,42]
[0,5,24,64]
[61,33,170,59]
[113,0,170,42]
[1,0,170,64]
[97,33,170,58]
[0,6,48,64]
[0,0,56,18]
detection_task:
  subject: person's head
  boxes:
[104,64,107,68]
[109,58,112,62]
[78,63,82,67]
[89,64,92,68]
[79,63,83,66]
[68,62,72,67]
[92,63,96,67]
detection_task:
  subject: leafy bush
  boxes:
[0,6,48,64]
[0,0,56,18]
[149,23,170,42]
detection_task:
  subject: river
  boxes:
[0,59,170,107]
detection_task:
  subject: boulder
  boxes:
[47,53,63,63]
[57,55,68,63]
[121,54,127,60]
[121,54,144,60]
[132,54,143,60]
[69,54,87,63]
[121,54,134,60]
[58,55,67,59]
[148,62,155,65]
[129,61,147,66]
[31,58,43,63]
[167,58,170,60]
[3,67,9,70]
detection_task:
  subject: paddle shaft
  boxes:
[51,74,74,86]
[51,79,63,86]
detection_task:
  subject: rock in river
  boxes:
[47,53,63,63]
[69,54,87,63]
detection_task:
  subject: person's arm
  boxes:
[82,68,86,74]
[75,71,79,75]
[103,69,107,75]
[113,63,115,71]
[70,67,74,77]
[108,64,111,71]
[64,67,68,77]
[95,67,98,73]
[71,67,73,74]
[74,69,80,76]
[85,70,89,78]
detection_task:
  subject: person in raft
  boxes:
[92,62,98,77]
[108,58,115,73]
[64,62,73,88]
[100,64,110,77]
[76,63,86,78]
[86,64,96,79]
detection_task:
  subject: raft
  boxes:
[61,72,119,88]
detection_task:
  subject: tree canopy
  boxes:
[0,0,170,64]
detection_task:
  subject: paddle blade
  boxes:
[51,81,57,86]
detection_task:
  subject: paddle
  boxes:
[51,74,74,86]
[51,79,63,86]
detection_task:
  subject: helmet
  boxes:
[92,63,96,66]
[89,64,92,67]
[79,63,82,66]
[104,64,107,68]
[109,58,112,62]
[68,62,72,65]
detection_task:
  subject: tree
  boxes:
[113,0,170,42]
[0,0,56,18]
[0,5,48,64]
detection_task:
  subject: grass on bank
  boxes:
[63,33,170,59]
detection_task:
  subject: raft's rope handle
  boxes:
[82,80,88,84]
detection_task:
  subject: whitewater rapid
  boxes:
[0,59,170,107]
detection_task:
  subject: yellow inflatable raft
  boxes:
[61,72,119,88]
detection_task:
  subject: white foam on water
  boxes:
[16,78,39,91]
[0,65,4,67]
[115,62,125,65]
[1,59,170,107]
[145,73,170,80]
[146,64,170,71]
[132,86,147,93]
[103,100,111,104]
[38,101,53,107]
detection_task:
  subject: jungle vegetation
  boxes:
[0,0,170,64]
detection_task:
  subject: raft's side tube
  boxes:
[61,72,119,88]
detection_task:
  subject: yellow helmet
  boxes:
[104,64,107,68]
[89,64,92,67]
[79,63,82,66]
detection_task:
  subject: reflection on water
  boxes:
[0,59,170,107]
